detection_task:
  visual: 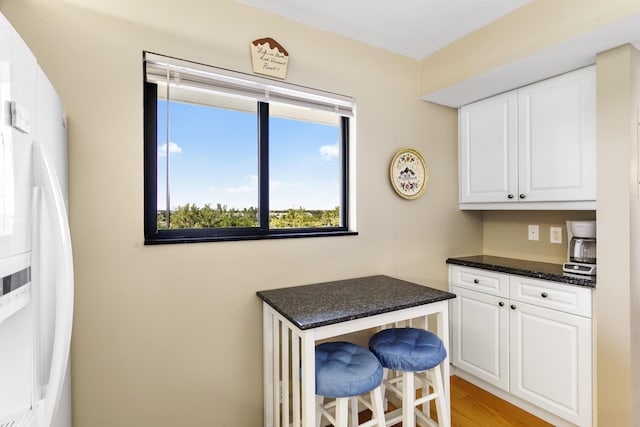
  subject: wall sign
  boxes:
[250,37,289,79]
[389,148,429,200]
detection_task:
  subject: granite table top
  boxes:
[256,275,456,330]
[446,255,596,288]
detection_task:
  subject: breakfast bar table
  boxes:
[257,275,456,427]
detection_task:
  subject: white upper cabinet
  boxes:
[458,66,596,210]
[517,67,596,202]
[459,90,518,203]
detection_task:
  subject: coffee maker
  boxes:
[562,220,596,275]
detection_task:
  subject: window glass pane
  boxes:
[156,86,259,229]
[269,104,341,229]
[144,55,354,243]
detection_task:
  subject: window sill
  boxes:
[144,230,358,245]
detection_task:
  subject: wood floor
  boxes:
[358,375,553,427]
[447,376,552,427]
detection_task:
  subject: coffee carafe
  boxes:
[563,220,596,275]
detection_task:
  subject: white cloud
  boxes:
[270,179,284,190]
[319,144,339,161]
[225,175,258,193]
[158,141,182,157]
[226,185,252,193]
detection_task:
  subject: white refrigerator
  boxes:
[0,11,73,427]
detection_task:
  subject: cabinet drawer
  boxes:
[509,276,592,318]
[450,265,509,297]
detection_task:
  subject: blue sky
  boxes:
[157,100,340,211]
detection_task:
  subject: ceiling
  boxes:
[234,0,532,60]
[233,0,640,107]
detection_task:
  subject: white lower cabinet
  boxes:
[451,286,509,390]
[449,265,593,427]
[509,300,592,425]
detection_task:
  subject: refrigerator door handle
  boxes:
[32,141,74,427]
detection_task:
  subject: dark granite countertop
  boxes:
[257,275,456,330]
[446,255,596,288]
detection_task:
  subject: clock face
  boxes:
[389,148,429,199]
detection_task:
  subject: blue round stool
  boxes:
[369,328,448,426]
[315,341,387,427]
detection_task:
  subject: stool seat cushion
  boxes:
[315,341,383,398]
[369,327,447,372]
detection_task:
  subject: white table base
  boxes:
[262,301,451,427]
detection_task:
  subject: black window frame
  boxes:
[143,77,355,245]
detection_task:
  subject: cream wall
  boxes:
[595,44,639,427]
[419,0,640,97]
[629,45,640,427]
[0,1,483,426]
[482,211,596,264]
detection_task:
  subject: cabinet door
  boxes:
[509,301,592,426]
[450,286,509,391]
[458,91,518,203]
[517,66,596,202]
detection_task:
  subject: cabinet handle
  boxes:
[507,194,514,199]
[541,292,548,298]
[510,304,517,310]
[499,302,505,307]
[473,279,479,284]
[519,194,526,199]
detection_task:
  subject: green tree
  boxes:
[320,207,340,226]
[159,204,337,229]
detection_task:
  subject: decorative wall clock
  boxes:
[389,148,429,200]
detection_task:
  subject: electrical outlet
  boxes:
[550,226,563,244]
[528,224,539,241]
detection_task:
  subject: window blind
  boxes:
[144,52,355,117]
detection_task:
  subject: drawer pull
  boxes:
[473,279,479,284]
[541,292,548,298]
[510,304,517,310]
[498,302,505,307]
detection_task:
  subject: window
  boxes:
[143,52,355,244]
